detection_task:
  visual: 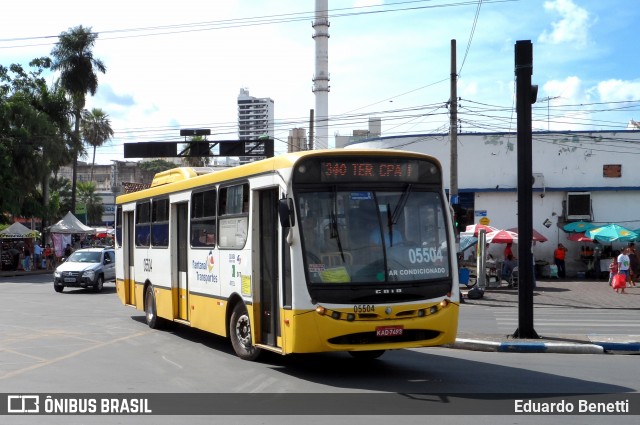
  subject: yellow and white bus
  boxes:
[114,149,459,360]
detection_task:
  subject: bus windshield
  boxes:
[298,189,450,285]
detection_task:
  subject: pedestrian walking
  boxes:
[615,247,632,293]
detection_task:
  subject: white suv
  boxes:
[53,247,116,293]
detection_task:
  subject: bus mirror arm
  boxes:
[278,198,296,228]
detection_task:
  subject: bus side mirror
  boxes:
[278,198,295,228]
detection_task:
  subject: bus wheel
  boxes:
[93,276,104,293]
[349,350,385,360]
[230,303,261,361]
[145,286,162,329]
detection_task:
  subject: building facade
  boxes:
[347,130,640,276]
[237,88,274,163]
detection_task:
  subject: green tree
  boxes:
[0,59,72,225]
[139,159,178,174]
[51,25,106,214]
[81,107,113,180]
[49,175,73,220]
[77,181,103,225]
[182,136,211,167]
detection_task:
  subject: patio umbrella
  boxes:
[465,224,498,236]
[563,221,598,233]
[567,232,593,242]
[485,229,518,244]
[586,224,638,243]
[507,227,548,242]
[459,235,478,252]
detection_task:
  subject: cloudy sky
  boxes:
[2,0,639,164]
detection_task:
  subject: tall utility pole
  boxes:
[449,39,458,206]
[513,40,539,339]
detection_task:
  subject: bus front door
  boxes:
[257,188,280,347]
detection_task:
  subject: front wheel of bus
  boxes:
[145,286,162,329]
[230,303,261,361]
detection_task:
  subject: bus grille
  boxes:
[328,330,441,345]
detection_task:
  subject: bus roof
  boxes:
[116,148,439,204]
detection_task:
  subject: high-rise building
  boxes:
[237,88,274,163]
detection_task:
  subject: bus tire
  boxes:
[229,303,261,361]
[349,350,385,360]
[145,286,162,329]
[93,275,104,293]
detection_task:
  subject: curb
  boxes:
[589,341,640,355]
[453,338,605,354]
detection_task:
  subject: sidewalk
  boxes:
[456,277,640,354]
[2,269,639,354]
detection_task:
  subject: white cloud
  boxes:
[543,76,583,103]
[352,0,384,7]
[539,0,591,46]
[597,79,640,102]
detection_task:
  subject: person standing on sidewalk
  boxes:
[617,247,632,290]
[33,241,42,270]
[554,243,568,278]
[627,242,638,287]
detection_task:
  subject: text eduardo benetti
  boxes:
[515,399,629,414]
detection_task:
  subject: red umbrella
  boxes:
[465,224,498,236]
[567,232,592,242]
[486,229,518,244]
[507,227,548,242]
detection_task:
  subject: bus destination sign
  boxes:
[320,160,420,182]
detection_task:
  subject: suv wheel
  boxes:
[54,281,64,293]
[93,275,104,293]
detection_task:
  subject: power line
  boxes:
[0,0,517,49]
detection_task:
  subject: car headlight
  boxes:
[54,270,61,278]
[82,270,96,279]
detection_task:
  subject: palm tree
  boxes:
[51,25,106,214]
[81,108,113,180]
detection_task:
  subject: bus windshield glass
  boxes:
[298,189,450,285]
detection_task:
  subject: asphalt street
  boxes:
[2,269,638,355]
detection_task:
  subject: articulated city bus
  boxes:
[114,149,459,360]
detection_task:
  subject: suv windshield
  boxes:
[298,189,449,285]
[67,252,101,263]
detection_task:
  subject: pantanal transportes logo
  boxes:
[207,250,215,272]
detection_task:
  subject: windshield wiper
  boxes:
[391,184,412,225]
[387,184,412,246]
[329,186,345,262]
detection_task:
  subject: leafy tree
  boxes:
[81,107,113,180]
[139,159,178,174]
[182,136,211,167]
[49,175,73,219]
[51,25,106,214]
[0,59,72,225]
[77,181,103,225]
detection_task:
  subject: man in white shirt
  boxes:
[617,247,631,287]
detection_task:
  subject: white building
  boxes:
[347,130,640,276]
[237,88,274,163]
